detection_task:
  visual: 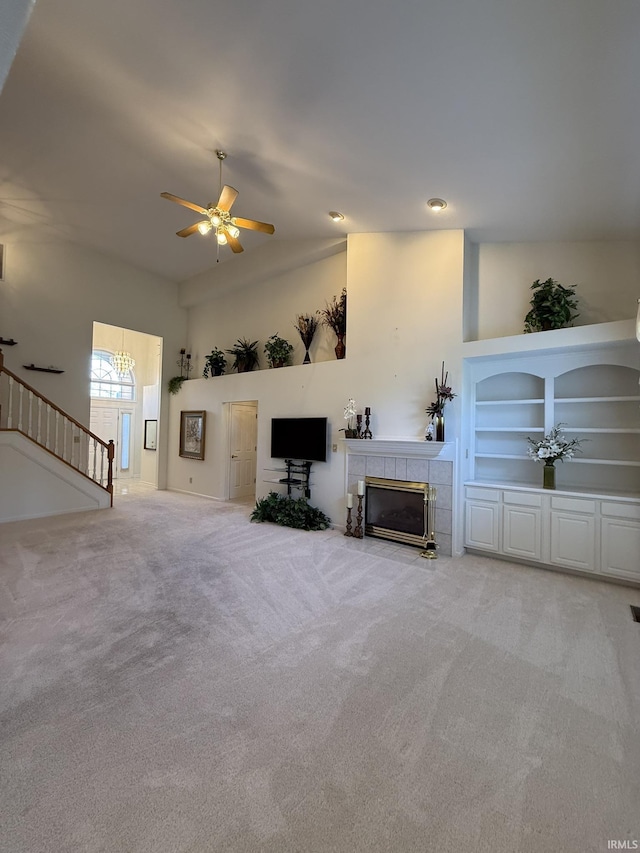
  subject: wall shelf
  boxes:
[23,364,65,374]
[0,338,18,346]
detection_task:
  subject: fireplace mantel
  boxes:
[344,438,455,460]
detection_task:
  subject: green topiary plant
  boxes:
[264,334,294,368]
[226,338,259,373]
[203,347,227,377]
[250,492,331,531]
[524,278,579,333]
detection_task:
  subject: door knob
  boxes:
[231,454,239,458]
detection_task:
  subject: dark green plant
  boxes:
[524,278,579,333]
[203,347,227,377]
[264,334,294,368]
[167,375,186,395]
[317,288,347,337]
[226,338,259,372]
[250,492,331,531]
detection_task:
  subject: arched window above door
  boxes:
[90,350,135,401]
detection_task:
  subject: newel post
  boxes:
[0,348,4,372]
[107,439,115,505]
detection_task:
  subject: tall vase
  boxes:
[543,461,556,490]
[303,348,311,364]
[435,414,445,442]
[335,334,346,360]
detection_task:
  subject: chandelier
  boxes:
[111,328,135,378]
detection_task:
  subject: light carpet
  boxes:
[1,490,639,853]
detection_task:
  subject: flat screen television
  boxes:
[270,417,328,462]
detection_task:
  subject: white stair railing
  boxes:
[0,350,113,501]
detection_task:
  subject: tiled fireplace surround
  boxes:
[345,439,455,557]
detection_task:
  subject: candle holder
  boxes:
[356,414,363,438]
[363,409,373,440]
[344,506,354,537]
[354,494,364,539]
[177,348,193,379]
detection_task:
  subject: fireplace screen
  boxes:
[365,477,428,548]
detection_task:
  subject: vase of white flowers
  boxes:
[526,424,584,489]
[341,398,358,438]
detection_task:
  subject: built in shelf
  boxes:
[0,338,18,346]
[23,364,65,374]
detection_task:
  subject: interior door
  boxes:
[229,402,257,499]
[89,406,118,480]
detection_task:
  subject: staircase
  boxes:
[0,349,114,518]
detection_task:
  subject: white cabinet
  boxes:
[465,485,640,584]
[502,491,542,561]
[465,487,500,552]
[600,502,640,582]
[549,496,597,572]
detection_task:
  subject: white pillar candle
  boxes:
[357,480,365,496]
[346,493,353,508]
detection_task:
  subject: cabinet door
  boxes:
[550,512,596,572]
[465,501,500,552]
[601,517,640,582]
[503,504,542,561]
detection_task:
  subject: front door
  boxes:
[90,405,134,480]
[229,402,257,499]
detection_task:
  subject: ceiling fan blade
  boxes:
[232,216,275,235]
[217,185,239,212]
[226,233,244,253]
[176,222,207,238]
[161,192,207,215]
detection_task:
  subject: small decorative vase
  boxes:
[543,461,556,490]
[303,349,311,364]
[335,334,346,360]
[435,414,445,442]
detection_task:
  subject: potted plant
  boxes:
[317,288,347,358]
[524,278,579,333]
[264,333,294,368]
[294,314,318,364]
[203,347,227,377]
[226,338,259,373]
[167,375,186,395]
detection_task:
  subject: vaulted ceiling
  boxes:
[1,0,638,282]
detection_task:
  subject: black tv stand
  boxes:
[265,459,313,499]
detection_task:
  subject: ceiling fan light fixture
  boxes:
[427,198,447,212]
[329,211,344,222]
[210,213,222,226]
[227,224,240,239]
[197,221,212,235]
[216,230,228,245]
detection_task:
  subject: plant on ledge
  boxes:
[203,348,227,378]
[524,278,579,333]
[251,492,331,531]
[264,334,294,368]
[226,338,259,373]
[317,288,347,358]
[167,375,186,395]
[294,314,318,364]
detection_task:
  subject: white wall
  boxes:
[475,240,640,340]
[168,230,465,530]
[0,238,186,488]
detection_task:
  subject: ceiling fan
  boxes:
[161,150,275,254]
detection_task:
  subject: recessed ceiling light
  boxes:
[329,211,345,222]
[427,198,447,212]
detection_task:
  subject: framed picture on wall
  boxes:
[179,410,206,460]
[144,419,157,450]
